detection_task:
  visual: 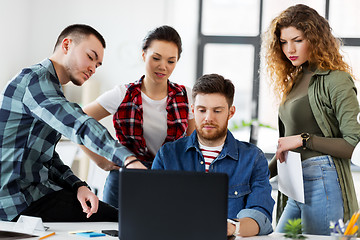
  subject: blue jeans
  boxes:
[103,161,152,208]
[275,155,343,235]
[103,170,119,208]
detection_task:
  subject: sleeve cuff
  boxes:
[237,209,273,235]
[72,181,91,192]
[111,143,135,166]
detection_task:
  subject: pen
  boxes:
[68,230,96,234]
[349,225,359,235]
[344,211,360,235]
[39,232,55,240]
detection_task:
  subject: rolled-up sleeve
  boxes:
[237,208,273,235]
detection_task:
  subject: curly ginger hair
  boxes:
[261,4,353,102]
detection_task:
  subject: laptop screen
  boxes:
[118,168,228,240]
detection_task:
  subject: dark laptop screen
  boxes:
[118,169,228,240]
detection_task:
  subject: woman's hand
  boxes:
[276,135,302,163]
[96,159,120,171]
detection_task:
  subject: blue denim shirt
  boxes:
[152,130,274,235]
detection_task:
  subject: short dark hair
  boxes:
[53,24,106,52]
[142,25,182,60]
[192,74,235,107]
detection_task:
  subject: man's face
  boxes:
[192,93,235,147]
[63,34,104,86]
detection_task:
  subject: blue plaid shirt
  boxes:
[0,59,133,221]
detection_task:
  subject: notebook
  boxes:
[118,168,228,240]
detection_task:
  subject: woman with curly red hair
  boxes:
[262,4,360,235]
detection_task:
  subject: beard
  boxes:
[195,122,228,142]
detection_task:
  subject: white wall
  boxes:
[0,1,32,90]
[0,0,199,96]
[0,0,199,197]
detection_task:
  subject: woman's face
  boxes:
[280,26,310,67]
[142,40,178,84]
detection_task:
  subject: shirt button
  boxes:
[200,161,204,164]
[234,191,238,195]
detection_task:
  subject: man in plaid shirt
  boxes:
[0,24,137,222]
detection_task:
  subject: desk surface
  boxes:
[0,222,118,239]
[0,221,358,239]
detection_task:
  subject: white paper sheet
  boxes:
[277,151,305,203]
[351,142,360,167]
[13,215,46,234]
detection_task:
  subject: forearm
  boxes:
[308,135,355,159]
[24,89,133,165]
[236,208,273,235]
[228,217,259,237]
[238,217,260,237]
[46,152,82,189]
[79,145,108,163]
[79,144,142,171]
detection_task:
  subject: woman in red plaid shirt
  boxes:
[81,25,195,207]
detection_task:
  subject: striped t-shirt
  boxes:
[199,142,224,172]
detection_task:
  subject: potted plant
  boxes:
[284,218,307,239]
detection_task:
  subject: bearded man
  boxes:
[152,73,274,237]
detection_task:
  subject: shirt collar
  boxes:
[313,68,331,76]
[40,58,58,78]
[309,68,331,86]
[185,130,239,160]
[40,58,61,87]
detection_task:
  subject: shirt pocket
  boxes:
[228,184,251,199]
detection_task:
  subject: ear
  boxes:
[191,104,195,114]
[228,106,236,120]
[61,38,71,54]
[142,50,146,62]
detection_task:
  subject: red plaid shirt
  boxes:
[113,76,189,165]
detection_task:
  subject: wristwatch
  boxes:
[301,133,310,149]
[227,219,240,236]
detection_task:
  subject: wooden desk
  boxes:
[0,221,358,239]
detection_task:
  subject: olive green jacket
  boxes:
[269,69,360,224]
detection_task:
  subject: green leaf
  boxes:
[283,218,307,239]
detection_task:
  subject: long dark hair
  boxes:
[142,25,182,60]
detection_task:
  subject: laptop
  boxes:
[118,168,228,240]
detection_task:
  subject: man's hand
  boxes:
[77,186,99,218]
[227,221,236,236]
[227,217,259,237]
[124,156,147,169]
[276,135,302,163]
